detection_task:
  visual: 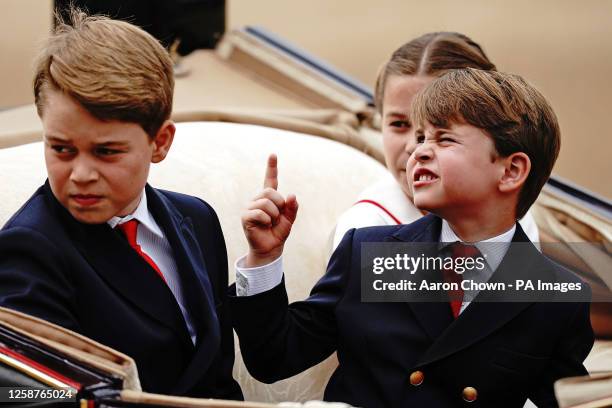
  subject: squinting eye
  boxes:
[95,147,121,156]
[439,137,455,143]
[51,145,74,154]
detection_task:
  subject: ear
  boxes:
[498,152,530,193]
[151,120,175,163]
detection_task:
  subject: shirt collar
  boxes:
[440,219,516,272]
[106,190,164,238]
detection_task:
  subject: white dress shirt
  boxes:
[108,191,197,344]
[439,220,515,314]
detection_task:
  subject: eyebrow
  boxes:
[426,127,452,137]
[384,111,409,119]
[43,136,129,146]
[95,141,130,147]
[44,135,71,143]
[432,129,446,138]
[415,127,453,140]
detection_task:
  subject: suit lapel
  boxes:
[44,183,191,346]
[389,215,455,340]
[414,223,552,367]
[146,187,221,393]
[45,182,223,391]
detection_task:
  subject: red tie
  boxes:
[117,220,167,283]
[442,242,481,318]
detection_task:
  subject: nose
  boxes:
[413,141,433,162]
[69,157,99,184]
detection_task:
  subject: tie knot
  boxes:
[448,242,481,259]
[117,219,139,246]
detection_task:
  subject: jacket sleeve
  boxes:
[0,227,79,332]
[528,294,594,407]
[229,228,355,383]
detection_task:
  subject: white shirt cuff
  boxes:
[235,255,284,296]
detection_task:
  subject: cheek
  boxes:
[44,156,67,182]
[439,154,496,194]
[436,153,470,188]
[132,156,152,180]
[105,156,151,193]
[382,132,404,165]
[405,157,416,182]
[43,149,54,170]
[404,129,417,154]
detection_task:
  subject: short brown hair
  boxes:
[411,68,561,219]
[374,32,496,112]
[33,7,174,138]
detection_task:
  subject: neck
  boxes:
[117,191,144,218]
[434,196,519,242]
[442,203,516,242]
[446,217,515,242]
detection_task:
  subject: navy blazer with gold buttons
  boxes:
[230,214,593,408]
[0,182,242,400]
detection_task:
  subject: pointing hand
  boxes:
[241,154,298,267]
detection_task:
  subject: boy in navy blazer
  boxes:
[231,69,593,407]
[0,9,242,399]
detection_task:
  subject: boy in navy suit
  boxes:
[0,9,242,399]
[231,69,593,407]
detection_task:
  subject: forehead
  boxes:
[382,75,433,115]
[420,119,459,132]
[414,111,467,133]
[421,120,495,145]
[41,89,144,142]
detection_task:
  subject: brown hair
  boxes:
[411,68,561,219]
[374,32,496,112]
[33,7,174,138]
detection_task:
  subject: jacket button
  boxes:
[462,386,478,402]
[409,370,424,386]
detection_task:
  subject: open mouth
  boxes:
[412,167,439,187]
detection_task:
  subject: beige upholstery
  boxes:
[555,371,612,408]
[0,121,388,403]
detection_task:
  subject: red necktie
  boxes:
[117,220,167,283]
[442,242,481,318]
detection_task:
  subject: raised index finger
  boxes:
[263,154,279,190]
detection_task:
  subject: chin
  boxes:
[69,209,111,225]
[412,195,432,210]
[412,197,443,215]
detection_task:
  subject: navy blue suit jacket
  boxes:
[0,182,242,399]
[230,214,593,408]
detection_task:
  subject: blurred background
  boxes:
[1,0,610,199]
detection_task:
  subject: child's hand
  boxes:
[242,154,299,267]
